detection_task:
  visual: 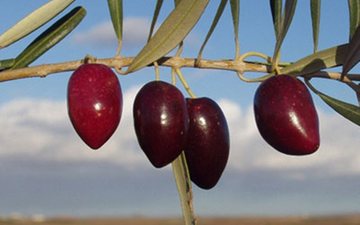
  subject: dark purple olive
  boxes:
[254,75,320,155]
[185,97,229,189]
[67,63,122,149]
[133,81,189,168]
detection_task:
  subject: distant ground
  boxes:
[0,214,359,225]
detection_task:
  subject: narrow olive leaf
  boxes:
[310,0,321,53]
[273,0,297,62]
[348,0,360,40]
[12,7,86,69]
[172,153,196,225]
[282,0,297,37]
[342,25,360,75]
[230,0,240,58]
[0,58,15,70]
[0,0,74,49]
[280,43,348,75]
[127,0,209,73]
[107,0,123,44]
[173,0,184,57]
[197,0,228,60]
[318,92,360,126]
[270,0,282,39]
[147,0,164,42]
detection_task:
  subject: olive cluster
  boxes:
[67,64,320,189]
[67,63,229,190]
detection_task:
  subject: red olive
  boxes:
[133,81,189,168]
[254,75,320,155]
[67,63,122,149]
[185,97,229,189]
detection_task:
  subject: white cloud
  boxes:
[0,89,359,178]
[0,86,146,170]
[72,17,151,49]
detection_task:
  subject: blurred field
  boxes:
[0,214,359,225]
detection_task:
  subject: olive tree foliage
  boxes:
[0,0,360,224]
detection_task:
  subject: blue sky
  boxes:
[0,0,359,218]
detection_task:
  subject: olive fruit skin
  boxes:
[185,97,230,189]
[133,81,189,168]
[67,63,122,149]
[254,75,320,155]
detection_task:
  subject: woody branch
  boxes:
[0,56,359,83]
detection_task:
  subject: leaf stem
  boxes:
[171,153,197,225]
[174,68,197,98]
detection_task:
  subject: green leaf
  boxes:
[147,0,164,42]
[342,25,360,75]
[270,0,282,39]
[280,44,348,75]
[0,58,15,70]
[282,0,297,38]
[318,92,360,126]
[197,0,228,60]
[273,0,297,63]
[107,0,123,46]
[230,0,240,57]
[348,0,360,39]
[127,0,209,73]
[310,0,321,53]
[172,153,195,225]
[173,0,184,56]
[0,0,74,48]
[12,7,86,69]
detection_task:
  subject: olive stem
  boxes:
[174,68,197,98]
[171,68,177,85]
[154,61,160,81]
[235,51,274,83]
